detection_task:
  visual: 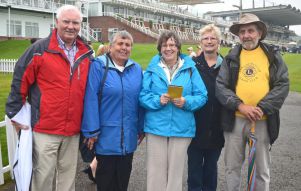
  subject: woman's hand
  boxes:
[83,137,98,150]
[160,94,170,105]
[171,97,185,108]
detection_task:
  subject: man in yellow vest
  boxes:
[216,13,289,191]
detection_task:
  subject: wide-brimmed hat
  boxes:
[229,13,267,40]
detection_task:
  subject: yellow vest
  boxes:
[236,46,269,118]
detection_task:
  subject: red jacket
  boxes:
[6,29,93,136]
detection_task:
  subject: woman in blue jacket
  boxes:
[139,31,208,191]
[81,31,144,191]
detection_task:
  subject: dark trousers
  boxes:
[187,146,222,191]
[95,153,133,191]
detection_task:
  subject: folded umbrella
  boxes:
[247,122,257,191]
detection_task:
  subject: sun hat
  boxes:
[229,13,267,40]
[187,47,193,51]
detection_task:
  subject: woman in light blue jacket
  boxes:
[139,31,207,191]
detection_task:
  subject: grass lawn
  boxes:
[0,73,12,185]
[0,40,31,59]
[282,53,301,92]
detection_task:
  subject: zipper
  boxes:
[70,49,93,81]
[119,71,125,154]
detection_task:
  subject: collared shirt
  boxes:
[159,57,184,83]
[57,33,78,67]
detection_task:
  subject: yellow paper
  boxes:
[167,85,183,99]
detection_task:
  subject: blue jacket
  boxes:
[81,55,144,155]
[139,54,208,138]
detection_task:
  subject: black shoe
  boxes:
[83,166,96,183]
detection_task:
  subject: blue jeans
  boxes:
[187,146,222,191]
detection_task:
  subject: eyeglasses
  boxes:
[201,37,217,41]
[162,43,176,49]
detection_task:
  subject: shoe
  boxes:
[83,166,96,183]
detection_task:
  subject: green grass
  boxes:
[0,40,31,59]
[282,53,301,92]
[0,73,12,185]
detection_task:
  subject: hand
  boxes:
[238,104,264,122]
[137,133,145,145]
[11,120,29,134]
[160,94,170,105]
[84,137,98,150]
[171,97,185,108]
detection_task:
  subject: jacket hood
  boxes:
[95,54,136,70]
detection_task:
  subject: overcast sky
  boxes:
[189,0,301,35]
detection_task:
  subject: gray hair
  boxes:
[199,24,221,43]
[56,5,83,22]
[110,31,134,46]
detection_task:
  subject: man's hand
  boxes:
[171,97,185,108]
[84,137,98,150]
[11,121,29,134]
[138,133,145,145]
[160,94,170,105]
[238,103,264,122]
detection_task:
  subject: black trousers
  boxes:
[95,153,134,191]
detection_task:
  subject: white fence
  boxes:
[0,116,17,185]
[0,59,17,73]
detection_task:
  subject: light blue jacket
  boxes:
[82,55,144,155]
[139,54,207,137]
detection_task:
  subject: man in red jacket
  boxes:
[6,5,93,191]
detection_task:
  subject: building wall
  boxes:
[0,8,54,38]
[89,16,157,43]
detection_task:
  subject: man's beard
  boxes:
[242,40,259,50]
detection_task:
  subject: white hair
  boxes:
[110,31,134,46]
[56,5,83,22]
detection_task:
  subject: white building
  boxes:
[0,0,88,39]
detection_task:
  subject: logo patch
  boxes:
[239,63,261,82]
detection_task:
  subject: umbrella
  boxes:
[12,101,32,191]
[247,122,256,191]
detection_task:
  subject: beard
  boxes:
[242,39,259,50]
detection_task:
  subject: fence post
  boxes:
[0,59,16,73]
[5,115,17,180]
[0,120,4,185]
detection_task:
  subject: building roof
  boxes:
[206,4,301,26]
[159,0,222,6]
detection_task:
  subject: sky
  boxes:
[188,0,301,35]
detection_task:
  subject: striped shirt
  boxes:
[57,34,78,67]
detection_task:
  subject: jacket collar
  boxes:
[147,54,195,73]
[226,42,275,65]
[47,29,91,57]
[96,54,136,70]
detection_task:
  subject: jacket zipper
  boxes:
[119,71,125,154]
[70,49,93,81]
